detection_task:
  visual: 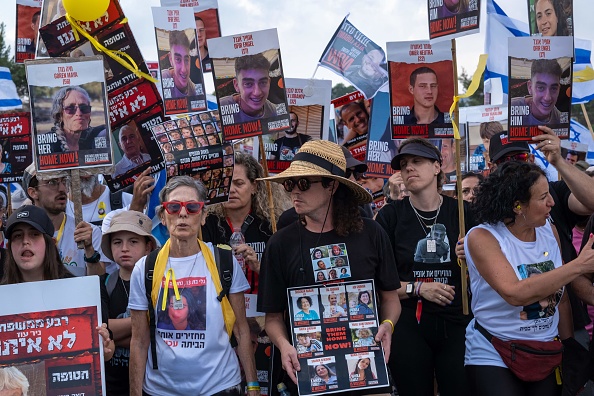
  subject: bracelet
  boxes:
[247,382,259,387]
[381,319,395,334]
[247,386,261,391]
[416,281,424,298]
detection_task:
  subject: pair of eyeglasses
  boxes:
[37,178,70,190]
[495,152,530,164]
[282,178,322,193]
[345,170,363,180]
[162,201,204,215]
[63,104,92,115]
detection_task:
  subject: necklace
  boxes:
[410,196,442,232]
[120,277,129,299]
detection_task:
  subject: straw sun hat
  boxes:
[261,140,372,204]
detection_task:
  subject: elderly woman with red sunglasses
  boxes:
[47,86,107,153]
[128,176,259,396]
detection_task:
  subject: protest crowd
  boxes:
[3,0,594,395]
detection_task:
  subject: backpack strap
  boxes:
[144,249,160,370]
[214,245,234,302]
[105,269,120,296]
[110,189,124,210]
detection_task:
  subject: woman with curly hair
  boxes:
[202,151,291,292]
[465,161,594,395]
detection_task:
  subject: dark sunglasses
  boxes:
[282,178,322,192]
[63,104,92,115]
[162,201,204,215]
[495,152,530,165]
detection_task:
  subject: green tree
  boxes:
[457,67,484,107]
[0,23,28,98]
[332,82,355,99]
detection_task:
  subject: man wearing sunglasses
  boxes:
[488,128,594,354]
[257,140,401,393]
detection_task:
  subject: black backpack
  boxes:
[144,245,234,369]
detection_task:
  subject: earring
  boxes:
[516,205,521,210]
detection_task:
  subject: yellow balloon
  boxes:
[63,0,110,21]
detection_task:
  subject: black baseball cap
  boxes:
[341,146,367,173]
[5,205,55,239]
[489,131,530,163]
[390,142,442,170]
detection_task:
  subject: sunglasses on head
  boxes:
[162,201,204,215]
[63,104,92,115]
[282,178,323,193]
[495,152,530,165]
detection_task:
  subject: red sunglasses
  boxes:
[495,152,530,165]
[162,201,204,214]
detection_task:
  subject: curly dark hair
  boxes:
[158,288,205,330]
[331,182,364,236]
[296,296,313,309]
[472,161,546,225]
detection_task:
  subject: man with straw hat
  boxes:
[257,140,401,393]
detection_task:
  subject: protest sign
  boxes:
[160,0,221,72]
[319,18,388,100]
[0,112,33,183]
[527,0,573,37]
[152,6,207,116]
[332,91,369,162]
[508,36,573,140]
[428,0,481,41]
[287,280,390,395]
[26,57,114,171]
[15,0,42,63]
[387,40,454,139]
[261,78,331,173]
[107,79,162,129]
[0,277,105,395]
[364,92,398,178]
[209,28,291,140]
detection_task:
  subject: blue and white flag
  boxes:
[0,67,22,111]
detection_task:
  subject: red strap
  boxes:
[416,299,423,324]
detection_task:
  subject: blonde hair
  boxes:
[0,367,29,396]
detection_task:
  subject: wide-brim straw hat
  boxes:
[260,140,372,204]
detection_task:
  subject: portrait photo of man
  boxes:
[345,49,389,99]
[340,102,369,145]
[113,124,151,178]
[403,66,444,125]
[271,111,312,160]
[161,30,199,99]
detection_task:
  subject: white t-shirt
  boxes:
[464,221,563,368]
[55,214,109,277]
[66,187,133,225]
[114,153,152,178]
[128,242,249,395]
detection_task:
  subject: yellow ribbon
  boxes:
[449,54,489,140]
[65,13,157,83]
[161,267,182,312]
[574,66,594,83]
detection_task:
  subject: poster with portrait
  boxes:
[388,40,454,139]
[0,277,105,395]
[26,57,114,171]
[527,0,573,37]
[318,17,388,100]
[287,280,390,396]
[0,113,33,183]
[261,78,332,173]
[364,91,398,178]
[209,28,291,140]
[332,91,369,162]
[560,140,588,165]
[160,0,221,73]
[151,110,232,204]
[427,0,481,41]
[152,6,207,116]
[103,105,166,192]
[15,0,42,63]
[507,36,573,141]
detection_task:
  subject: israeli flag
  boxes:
[0,67,22,111]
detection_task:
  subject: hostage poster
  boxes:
[0,277,105,395]
[319,18,388,100]
[287,280,390,396]
[261,78,332,174]
[428,0,481,41]
[152,6,208,116]
[26,57,114,171]
[333,90,369,162]
[209,28,291,140]
[0,112,33,183]
[15,0,42,63]
[527,0,573,37]
[160,0,222,72]
[507,36,573,141]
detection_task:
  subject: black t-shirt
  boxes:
[375,195,475,326]
[277,206,373,230]
[202,214,273,293]
[273,134,312,160]
[257,218,401,313]
[100,272,131,396]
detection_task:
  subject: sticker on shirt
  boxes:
[413,223,451,263]
[517,261,562,321]
[320,285,349,323]
[308,356,338,391]
[294,326,324,357]
[291,288,322,326]
[311,243,351,282]
[157,277,207,337]
[350,321,380,351]
[347,283,376,320]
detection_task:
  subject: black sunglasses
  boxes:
[282,178,322,192]
[63,104,92,115]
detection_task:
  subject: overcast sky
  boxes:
[3,0,593,96]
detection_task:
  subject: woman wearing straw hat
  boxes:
[257,140,401,392]
[375,137,476,396]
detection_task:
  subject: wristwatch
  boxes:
[84,250,101,263]
[405,282,415,297]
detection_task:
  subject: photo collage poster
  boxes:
[26,57,113,171]
[209,28,291,140]
[288,280,390,396]
[261,78,332,174]
[152,6,208,116]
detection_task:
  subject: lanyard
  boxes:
[55,215,67,245]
